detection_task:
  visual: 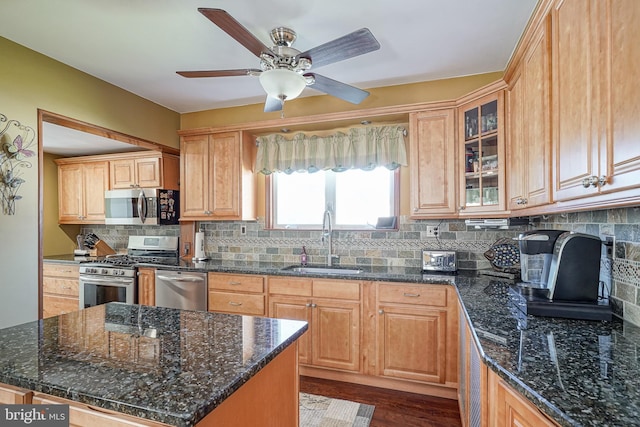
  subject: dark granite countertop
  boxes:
[41,255,640,426]
[454,274,638,427]
[0,303,307,427]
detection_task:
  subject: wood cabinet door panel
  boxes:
[312,301,360,372]
[110,159,136,189]
[210,132,240,217]
[137,268,155,306]
[43,295,79,318]
[488,370,558,427]
[507,73,526,210]
[410,109,457,217]
[269,297,312,365]
[180,134,210,218]
[135,157,161,188]
[523,18,552,207]
[552,0,599,201]
[58,164,82,221]
[377,305,447,383]
[605,0,640,193]
[82,162,109,221]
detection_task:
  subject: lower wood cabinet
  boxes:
[208,273,266,316]
[375,283,458,387]
[0,383,32,404]
[43,262,80,318]
[268,276,361,372]
[137,267,156,306]
[488,369,559,427]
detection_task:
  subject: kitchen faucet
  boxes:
[322,208,339,266]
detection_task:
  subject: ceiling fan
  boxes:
[177,8,381,113]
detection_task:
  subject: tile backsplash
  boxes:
[82,206,640,324]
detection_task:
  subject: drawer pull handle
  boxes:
[228,281,241,286]
[229,302,243,306]
[403,293,421,298]
[378,309,384,314]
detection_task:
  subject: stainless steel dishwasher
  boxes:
[154,270,208,311]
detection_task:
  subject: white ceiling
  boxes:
[1,0,538,115]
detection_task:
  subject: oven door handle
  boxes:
[156,275,204,282]
[80,276,134,284]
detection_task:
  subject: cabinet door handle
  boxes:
[311,303,317,308]
[228,281,241,286]
[403,293,421,298]
[228,302,242,306]
[378,309,384,315]
[305,303,312,308]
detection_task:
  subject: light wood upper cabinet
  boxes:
[110,153,179,190]
[409,109,457,217]
[56,161,109,224]
[552,0,640,203]
[180,131,256,220]
[507,14,552,211]
[458,92,506,215]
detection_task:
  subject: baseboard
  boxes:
[299,366,458,400]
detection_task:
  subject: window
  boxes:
[268,167,399,230]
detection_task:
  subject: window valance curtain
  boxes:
[255,125,407,174]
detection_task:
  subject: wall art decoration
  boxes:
[0,113,35,215]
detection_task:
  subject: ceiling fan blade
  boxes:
[198,8,274,58]
[297,28,380,69]
[177,69,261,78]
[305,73,369,104]
[264,96,283,112]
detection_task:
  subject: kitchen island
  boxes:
[0,303,307,426]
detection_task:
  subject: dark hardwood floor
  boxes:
[299,376,462,427]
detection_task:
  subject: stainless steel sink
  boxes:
[282,265,363,275]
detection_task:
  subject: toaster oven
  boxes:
[422,250,458,273]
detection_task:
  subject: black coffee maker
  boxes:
[512,230,611,321]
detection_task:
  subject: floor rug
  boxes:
[300,392,375,427]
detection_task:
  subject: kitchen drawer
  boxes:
[43,277,79,296]
[0,383,32,404]
[43,295,79,318]
[209,291,265,316]
[378,283,448,307]
[313,279,361,300]
[268,277,313,296]
[209,273,264,293]
[43,263,79,278]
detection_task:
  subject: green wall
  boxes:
[0,36,180,328]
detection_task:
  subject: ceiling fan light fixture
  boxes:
[259,69,307,101]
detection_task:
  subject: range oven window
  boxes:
[79,269,136,309]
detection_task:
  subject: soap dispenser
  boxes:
[300,246,308,266]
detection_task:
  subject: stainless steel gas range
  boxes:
[79,236,179,309]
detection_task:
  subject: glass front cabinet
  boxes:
[458,92,506,214]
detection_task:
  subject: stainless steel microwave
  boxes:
[104,188,179,225]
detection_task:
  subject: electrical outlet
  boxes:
[426,226,439,238]
[603,235,615,259]
[240,225,247,235]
